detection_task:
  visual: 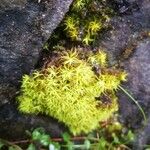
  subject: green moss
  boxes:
[17,49,127,135]
[63,0,113,45]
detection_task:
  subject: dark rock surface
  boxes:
[95,0,150,64]
[133,116,150,150]
[95,0,150,148]
[120,38,150,150]
[0,103,67,140]
[119,39,150,127]
[0,0,73,139]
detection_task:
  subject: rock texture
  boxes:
[0,103,67,140]
[94,0,150,148]
[119,37,150,150]
[0,0,73,139]
[95,0,150,64]
[119,39,150,126]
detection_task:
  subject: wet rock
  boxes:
[0,0,73,139]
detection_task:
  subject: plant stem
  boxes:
[11,136,99,145]
[118,85,147,124]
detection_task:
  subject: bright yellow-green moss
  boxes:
[63,0,113,45]
[17,49,127,135]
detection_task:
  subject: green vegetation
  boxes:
[17,48,127,135]
[0,120,135,150]
[63,0,113,45]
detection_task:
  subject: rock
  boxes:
[0,0,27,10]
[94,0,150,147]
[119,39,150,150]
[119,39,150,124]
[0,103,67,140]
[0,0,73,139]
[95,0,150,65]
[0,0,74,95]
[133,116,150,150]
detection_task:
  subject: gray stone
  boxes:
[0,0,73,92]
[119,39,150,126]
[119,39,150,150]
[94,0,150,147]
[0,0,73,139]
[95,0,150,65]
[0,103,67,140]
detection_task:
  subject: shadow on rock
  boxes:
[0,102,67,140]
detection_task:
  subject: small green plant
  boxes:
[27,128,60,150]
[63,0,113,45]
[17,48,127,135]
[90,120,135,150]
[0,121,135,150]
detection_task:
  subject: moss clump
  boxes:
[17,49,127,135]
[64,0,113,45]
